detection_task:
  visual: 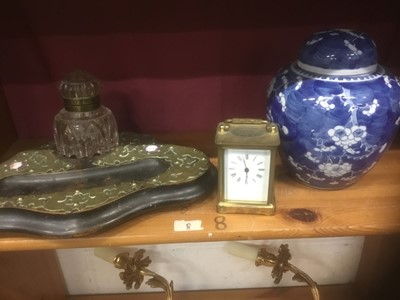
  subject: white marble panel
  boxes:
[56,236,364,295]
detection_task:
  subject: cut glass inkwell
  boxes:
[53,70,119,158]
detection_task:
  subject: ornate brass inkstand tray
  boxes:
[0,133,217,237]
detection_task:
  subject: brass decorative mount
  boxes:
[113,249,174,300]
[102,243,318,299]
[255,244,320,300]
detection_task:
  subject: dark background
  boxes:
[1,0,399,138]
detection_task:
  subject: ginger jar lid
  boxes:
[297,29,378,76]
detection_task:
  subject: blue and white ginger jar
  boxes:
[267,29,400,189]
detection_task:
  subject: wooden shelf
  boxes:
[0,135,399,251]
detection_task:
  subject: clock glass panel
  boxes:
[224,148,271,202]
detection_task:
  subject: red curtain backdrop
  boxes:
[1,0,399,138]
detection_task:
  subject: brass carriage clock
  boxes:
[215,118,280,215]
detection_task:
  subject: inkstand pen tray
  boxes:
[0,133,217,237]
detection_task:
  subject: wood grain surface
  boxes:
[0,136,399,251]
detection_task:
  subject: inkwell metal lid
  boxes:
[60,70,101,112]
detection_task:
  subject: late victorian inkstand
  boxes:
[0,71,217,237]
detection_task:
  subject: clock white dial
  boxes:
[224,148,271,202]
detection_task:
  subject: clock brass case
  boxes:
[215,118,280,215]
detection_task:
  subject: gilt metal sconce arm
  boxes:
[113,249,174,299]
[255,244,320,300]
[225,242,320,300]
[94,248,174,300]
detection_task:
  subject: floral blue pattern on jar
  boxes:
[267,29,400,189]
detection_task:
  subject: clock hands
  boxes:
[230,154,265,185]
[242,155,250,184]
